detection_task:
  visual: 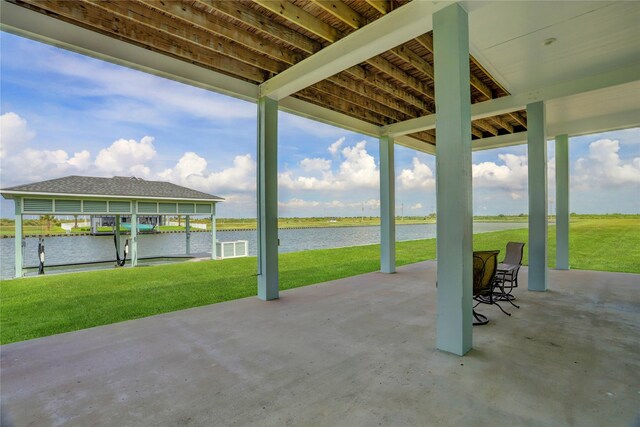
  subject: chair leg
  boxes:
[494,301,512,317]
[473,310,488,326]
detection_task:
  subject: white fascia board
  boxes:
[394,136,436,155]
[278,97,381,137]
[0,1,258,102]
[0,191,224,203]
[383,61,640,137]
[471,62,640,121]
[259,1,453,100]
[548,110,640,140]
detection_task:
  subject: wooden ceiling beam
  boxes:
[312,81,411,123]
[194,0,321,54]
[471,126,484,139]
[138,0,303,66]
[202,0,428,114]
[474,119,499,136]
[411,131,436,144]
[91,1,286,74]
[22,0,267,82]
[327,74,422,117]
[295,88,388,126]
[509,112,528,128]
[415,33,434,52]
[488,115,514,134]
[343,67,432,113]
[253,0,340,42]
[415,32,493,99]
[254,0,435,103]
[366,56,435,100]
[309,0,366,30]
[366,0,389,15]
[389,45,434,80]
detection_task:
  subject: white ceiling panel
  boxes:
[465,1,640,93]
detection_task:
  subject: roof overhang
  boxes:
[1,1,638,154]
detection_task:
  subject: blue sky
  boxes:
[1,33,639,218]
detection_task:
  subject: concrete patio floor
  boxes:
[1,261,639,426]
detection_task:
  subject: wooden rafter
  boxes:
[20,0,267,82]
[251,0,435,102]
[313,80,411,122]
[474,119,499,136]
[90,1,286,74]
[194,0,321,54]
[365,0,389,15]
[139,0,304,66]
[310,0,366,30]
[488,116,514,134]
[10,0,527,142]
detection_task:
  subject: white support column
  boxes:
[130,207,138,267]
[257,97,279,301]
[185,215,191,255]
[380,134,396,273]
[434,4,473,356]
[14,197,23,278]
[211,204,217,260]
[555,134,570,270]
[527,101,548,291]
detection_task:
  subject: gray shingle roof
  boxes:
[1,176,223,201]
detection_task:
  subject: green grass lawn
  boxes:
[1,217,638,344]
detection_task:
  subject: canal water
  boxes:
[0,222,526,279]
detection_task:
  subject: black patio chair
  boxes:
[472,250,503,325]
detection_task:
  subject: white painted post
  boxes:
[380,134,396,273]
[257,97,279,301]
[14,197,23,278]
[130,206,138,267]
[185,215,191,255]
[528,101,548,291]
[434,4,473,356]
[211,204,217,260]
[555,134,570,270]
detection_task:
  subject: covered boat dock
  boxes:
[0,175,224,277]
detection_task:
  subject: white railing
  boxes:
[167,221,207,230]
[216,240,249,259]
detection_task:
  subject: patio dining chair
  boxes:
[472,250,503,325]
[494,242,525,309]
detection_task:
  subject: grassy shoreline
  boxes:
[1,217,638,344]
[1,214,637,236]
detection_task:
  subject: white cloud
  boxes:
[39,50,255,122]
[574,138,640,190]
[8,148,92,183]
[280,140,378,191]
[279,198,321,209]
[410,203,423,210]
[159,152,256,194]
[300,157,331,172]
[328,137,345,155]
[0,112,36,159]
[95,136,157,176]
[397,157,435,190]
[473,153,528,190]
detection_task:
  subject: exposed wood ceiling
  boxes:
[9,0,528,146]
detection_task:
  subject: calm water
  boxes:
[0,223,526,279]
